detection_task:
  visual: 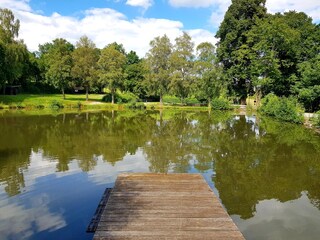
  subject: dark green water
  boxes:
[0,110,319,240]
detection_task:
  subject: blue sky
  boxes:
[1,0,319,56]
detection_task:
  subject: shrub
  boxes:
[50,100,64,109]
[35,104,45,109]
[211,98,232,110]
[163,95,181,105]
[260,93,304,124]
[102,92,138,103]
[16,102,25,109]
[127,101,146,110]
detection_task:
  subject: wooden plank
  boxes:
[93,173,245,240]
[87,188,112,233]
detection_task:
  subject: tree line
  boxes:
[0,0,319,111]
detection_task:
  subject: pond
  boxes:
[0,110,319,240]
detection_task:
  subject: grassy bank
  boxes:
[0,94,120,110]
[0,94,211,111]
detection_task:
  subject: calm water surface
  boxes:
[0,110,319,240]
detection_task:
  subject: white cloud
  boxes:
[0,194,66,239]
[187,29,218,47]
[0,1,217,57]
[0,0,31,12]
[168,0,221,8]
[126,0,153,10]
[169,0,320,30]
[266,0,320,21]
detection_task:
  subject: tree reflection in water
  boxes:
[0,110,319,218]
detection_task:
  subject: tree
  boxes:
[169,32,195,103]
[124,51,147,98]
[72,36,99,101]
[146,35,172,104]
[296,55,320,112]
[0,8,28,94]
[216,0,267,103]
[98,44,126,104]
[44,38,74,99]
[247,11,320,101]
[195,42,224,107]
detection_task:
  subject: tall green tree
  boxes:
[98,44,126,104]
[247,11,320,104]
[195,42,223,107]
[44,38,74,99]
[0,8,28,93]
[216,0,267,103]
[169,32,194,103]
[72,36,99,101]
[146,35,172,104]
[296,55,320,112]
[124,51,147,98]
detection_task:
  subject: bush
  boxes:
[163,95,181,105]
[102,92,138,103]
[127,101,146,110]
[35,104,45,109]
[163,95,201,105]
[50,100,64,109]
[211,98,232,110]
[260,93,304,124]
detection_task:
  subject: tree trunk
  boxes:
[111,89,114,104]
[160,94,163,106]
[86,85,89,101]
[208,97,211,108]
[62,88,65,100]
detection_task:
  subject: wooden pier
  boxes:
[93,173,245,240]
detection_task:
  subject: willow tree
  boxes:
[98,44,126,104]
[146,35,172,104]
[72,36,99,101]
[216,0,267,103]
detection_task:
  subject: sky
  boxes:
[0,0,320,57]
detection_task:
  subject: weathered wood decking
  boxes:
[93,173,245,240]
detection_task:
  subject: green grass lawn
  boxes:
[0,94,118,110]
[0,93,211,111]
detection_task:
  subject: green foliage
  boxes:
[127,102,146,110]
[102,91,137,103]
[216,0,267,99]
[195,42,225,106]
[124,51,147,98]
[0,8,29,90]
[162,95,200,105]
[50,100,64,109]
[35,104,45,109]
[72,35,99,101]
[247,12,320,98]
[146,34,172,103]
[44,38,74,99]
[211,98,232,110]
[98,44,126,104]
[260,94,304,123]
[169,32,194,100]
